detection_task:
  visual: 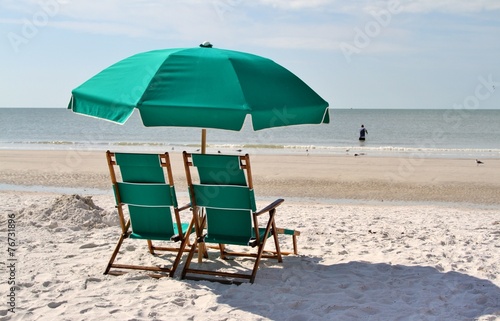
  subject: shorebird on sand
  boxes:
[476,159,484,166]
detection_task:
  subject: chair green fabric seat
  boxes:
[201,208,268,246]
[131,223,193,241]
[127,205,191,241]
[204,229,269,247]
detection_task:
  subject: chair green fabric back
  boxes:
[115,153,165,183]
[191,184,255,211]
[113,152,178,240]
[192,154,247,186]
[115,183,177,207]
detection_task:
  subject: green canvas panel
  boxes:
[128,205,175,240]
[192,154,246,186]
[228,52,330,130]
[205,208,252,244]
[192,184,256,211]
[203,208,269,246]
[169,186,179,208]
[117,182,174,206]
[70,49,181,124]
[115,153,165,183]
[204,230,269,247]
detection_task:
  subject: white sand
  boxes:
[0,150,499,320]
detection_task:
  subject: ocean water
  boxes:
[1,108,499,158]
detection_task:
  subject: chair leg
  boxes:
[181,238,199,280]
[182,221,283,283]
[104,232,127,275]
[271,220,283,263]
[218,243,226,259]
[147,240,154,254]
[275,227,300,255]
[250,234,271,283]
[250,212,277,283]
[169,235,189,277]
[160,220,196,277]
[105,220,131,275]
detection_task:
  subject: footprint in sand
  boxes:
[48,301,67,308]
[79,243,100,249]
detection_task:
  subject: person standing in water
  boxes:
[359,124,368,141]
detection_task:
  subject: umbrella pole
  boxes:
[201,129,207,154]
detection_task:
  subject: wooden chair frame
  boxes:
[104,151,193,278]
[181,152,294,284]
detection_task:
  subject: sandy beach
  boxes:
[1,150,499,204]
[0,150,499,320]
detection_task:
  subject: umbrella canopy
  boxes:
[68,44,329,131]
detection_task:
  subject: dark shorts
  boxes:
[359,137,365,141]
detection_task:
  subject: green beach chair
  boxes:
[181,152,297,284]
[104,151,194,277]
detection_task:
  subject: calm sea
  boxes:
[1,108,499,158]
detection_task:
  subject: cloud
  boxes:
[1,0,236,44]
[50,20,151,37]
[256,0,500,14]
[2,0,499,54]
[399,0,500,14]
[256,0,334,10]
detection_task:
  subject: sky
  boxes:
[1,0,499,109]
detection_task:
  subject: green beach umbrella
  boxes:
[68,42,329,151]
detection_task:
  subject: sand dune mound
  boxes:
[17,194,118,229]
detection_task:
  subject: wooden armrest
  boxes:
[275,228,300,236]
[255,198,284,216]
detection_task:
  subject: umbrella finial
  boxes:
[200,41,213,48]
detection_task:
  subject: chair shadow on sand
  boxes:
[188,256,500,321]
